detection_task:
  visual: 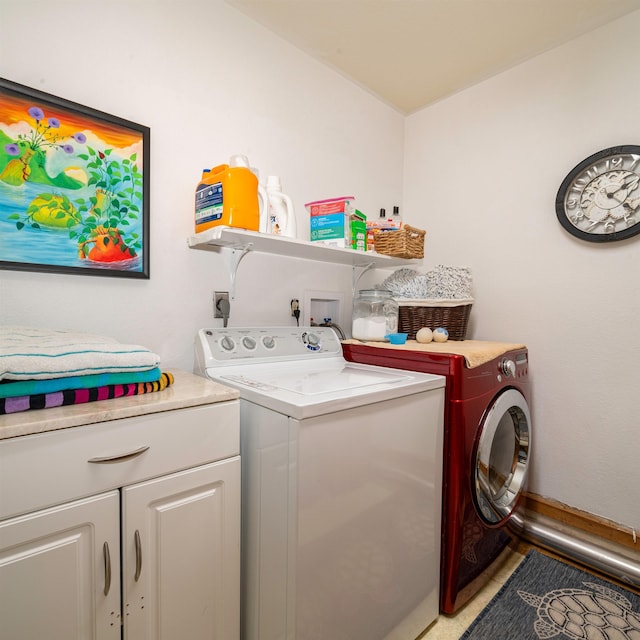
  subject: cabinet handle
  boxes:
[103,542,111,596]
[87,446,150,464]
[134,529,142,581]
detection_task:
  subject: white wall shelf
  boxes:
[188,226,419,267]
[187,227,420,298]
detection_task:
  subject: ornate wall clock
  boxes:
[555,145,640,242]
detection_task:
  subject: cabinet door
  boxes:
[122,456,240,640]
[0,491,121,640]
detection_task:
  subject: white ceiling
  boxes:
[227,0,640,114]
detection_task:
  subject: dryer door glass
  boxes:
[474,389,531,525]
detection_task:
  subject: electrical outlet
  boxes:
[214,291,229,318]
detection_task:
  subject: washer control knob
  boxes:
[501,358,516,377]
[262,336,276,349]
[242,336,257,350]
[220,336,235,352]
[301,331,321,350]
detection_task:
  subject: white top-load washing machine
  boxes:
[195,327,445,640]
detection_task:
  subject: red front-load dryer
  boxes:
[342,341,532,614]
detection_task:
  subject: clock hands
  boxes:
[605,175,640,203]
[604,184,625,203]
[581,172,640,229]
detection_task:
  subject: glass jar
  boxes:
[352,289,399,341]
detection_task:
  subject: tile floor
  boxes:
[417,542,531,639]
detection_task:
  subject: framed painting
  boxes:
[0,78,150,278]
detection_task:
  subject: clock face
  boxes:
[556,145,640,242]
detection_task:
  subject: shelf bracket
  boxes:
[226,244,252,299]
[352,263,375,297]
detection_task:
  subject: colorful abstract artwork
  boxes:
[0,78,150,278]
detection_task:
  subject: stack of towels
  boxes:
[382,265,473,300]
[0,326,172,415]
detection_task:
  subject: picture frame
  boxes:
[0,78,150,279]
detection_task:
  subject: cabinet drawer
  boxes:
[0,400,239,520]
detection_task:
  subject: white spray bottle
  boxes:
[266,176,297,238]
[253,171,269,233]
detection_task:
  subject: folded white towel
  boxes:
[0,326,161,381]
[383,265,473,299]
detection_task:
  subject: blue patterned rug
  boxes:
[461,549,640,639]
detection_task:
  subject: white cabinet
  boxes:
[122,458,240,640]
[0,395,240,640]
[0,491,121,640]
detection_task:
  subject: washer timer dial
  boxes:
[301,331,322,351]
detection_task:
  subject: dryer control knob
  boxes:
[501,358,516,377]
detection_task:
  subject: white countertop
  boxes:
[0,370,239,441]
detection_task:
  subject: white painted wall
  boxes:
[1,0,637,533]
[405,10,640,530]
[0,0,404,365]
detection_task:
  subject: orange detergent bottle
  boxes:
[195,160,260,233]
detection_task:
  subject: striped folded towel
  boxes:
[0,326,161,381]
[0,368,163,398]
[0,372,174,415]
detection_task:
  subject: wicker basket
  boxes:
[396,298,473,340]
[373,225,426,259]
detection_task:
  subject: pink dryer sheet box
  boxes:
[306,197,357,247]
[304,196,355,216]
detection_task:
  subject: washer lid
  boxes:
[222,361,411,395]
[207,359,445,419]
